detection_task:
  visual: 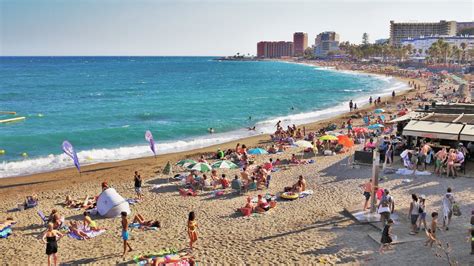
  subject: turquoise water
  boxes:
[0,57,404,177]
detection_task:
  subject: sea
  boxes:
[0,57,408,178]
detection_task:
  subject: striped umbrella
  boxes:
[211,160,238,169]
[176,159,197,167]
[188,162,212,172]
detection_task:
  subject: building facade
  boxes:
[457,22,474,34]
[401,36,474,56]
[390,20,457,46]
[257,41,294,58]
[293,32,308,57]
[314,31,340,57]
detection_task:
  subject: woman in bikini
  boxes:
[187,211,198,251]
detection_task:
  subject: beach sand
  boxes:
[1,67,472,265]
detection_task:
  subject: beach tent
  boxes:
[97,188,130,218]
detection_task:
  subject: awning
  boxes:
[389,112,420,123]
[460,124,474,141]
[402,120,464,140]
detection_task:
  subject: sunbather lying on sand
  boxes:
[83,212,106,231]
[255,195,276,213]
[69,221,90,240]
[132,214,161,228]
[290,154,307,165]
[65,195,96,209]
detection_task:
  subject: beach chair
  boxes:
[37,210,49,226]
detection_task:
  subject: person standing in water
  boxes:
[349,100,353,112]
[43,223,64,266]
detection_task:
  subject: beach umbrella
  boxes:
[337,135,354,148]
[188,162,212,172]
[374,109,385,114]
[248,148,268,155]
[319,135,338,141]
[176,159,197,167]
[295,140,313,148]
[211,160,238,169]
[368,124,385,130]
[353,127,368,133]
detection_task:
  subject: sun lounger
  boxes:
[37,210,49,226]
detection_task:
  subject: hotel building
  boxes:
[401,36,474,56]
[389,20,457,46]
[313,31,340,57]
[257,41,294,58]
[293,32,308,57]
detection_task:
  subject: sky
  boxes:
[0,0,472,56]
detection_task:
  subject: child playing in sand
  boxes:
[121,212,133,258]
[379,219,394,254]
[187,211,198,251]
[425,212,438,247]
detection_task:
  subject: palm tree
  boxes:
[451,46,461,64]
[460,42,467,64]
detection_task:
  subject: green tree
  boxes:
[362,33,369,45]
[303,47,314,59]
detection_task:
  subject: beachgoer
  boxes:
[198,155,208,163]
[360,179,372,210]
[408,194,420,235]
[379,219,394,254]
[276,120,281,129]
[392,91,395,98]
[220,174,230,189]
[349,100,353,112]
[377,190,392,226]
[101,181,109,191]
[216,149,224,160]
[132,213,161,228]
[255,194,270,213]
[418,195,427,230]
[134,171,143,200]
[446,149,456,177]
[83,212,105,231]
[48,209,63,229]
[354,103,358,110]
[208,128,214,134]
[369,96,373,105]
[442,188,455,230]
[68,221,89,240]
[434,148,447,176]
[42,223,63,266]
[384,140,393,167]
[425,212,438,247]
[121,212,132,258]
[231,175,243,191]
[187,211,198,251]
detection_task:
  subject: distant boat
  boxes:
[0,117,26,124]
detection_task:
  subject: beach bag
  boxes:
[453,204,461,216]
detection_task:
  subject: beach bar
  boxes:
[402,120,464,140]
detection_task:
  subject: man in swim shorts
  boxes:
[121,212,132,258]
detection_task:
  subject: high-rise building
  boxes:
[293,32,308,57]
[389,20,457,46]
[314,31,340,57]
[257,41,294,58]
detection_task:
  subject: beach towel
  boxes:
[299,190,314,198]
[0,226,12,239]
[68,224,106,240]
[129,223,159,231]
[395,168,431,176]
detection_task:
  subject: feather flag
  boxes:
[62,140,81,173]
[145,130,156,156]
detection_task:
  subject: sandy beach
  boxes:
[1,65,473,265]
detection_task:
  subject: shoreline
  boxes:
[0,64,420,198]
[0,60,408,180]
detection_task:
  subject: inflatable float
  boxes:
[97,188,130,218]
[280,192,299,200]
